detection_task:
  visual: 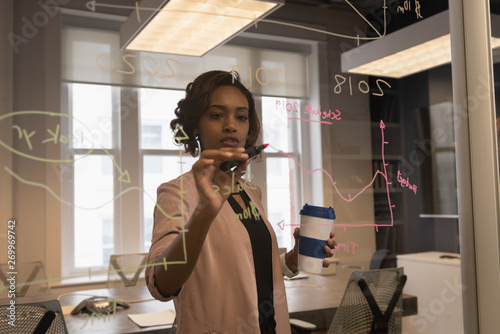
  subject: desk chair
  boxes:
[0,261,49,298]
[107,253,148,288]
[328,268,407,334]
[169,318,177,334]
[0,299,68,334]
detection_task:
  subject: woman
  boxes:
[145,70,336,333]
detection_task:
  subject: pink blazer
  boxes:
[146,171,291,334]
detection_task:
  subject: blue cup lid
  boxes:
[299,203,335,219]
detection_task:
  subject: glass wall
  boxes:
[4,0,500,332]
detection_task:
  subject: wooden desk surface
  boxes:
[1,269,417,333]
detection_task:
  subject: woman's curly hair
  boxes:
[170,70,261,157]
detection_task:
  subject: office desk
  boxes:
[286,268,418,329]
[2,270,417,333]
[1,286,174,333]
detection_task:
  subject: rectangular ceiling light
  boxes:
[120,0,284,57]
[341,10,500,78]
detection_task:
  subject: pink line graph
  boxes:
[273,120,394,230]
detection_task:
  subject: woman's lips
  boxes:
[221,137,240,147]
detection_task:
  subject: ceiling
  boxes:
[61,0,500,16]
[60,0,500,33]
[285,0,389,13]
[61,0,389,17]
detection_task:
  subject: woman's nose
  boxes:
[223,118,236,132]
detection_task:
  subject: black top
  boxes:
[228,190,276,334]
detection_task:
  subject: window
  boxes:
[141,125,163,150]
[139,88,198,250]
[260,96,303,248]
[70,83,115,269]
[61,24,319,277]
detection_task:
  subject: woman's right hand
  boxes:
[192,148,249,212]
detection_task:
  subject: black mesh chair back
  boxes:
[328,267,407,334]
[0,299,68,334]
[170,316,177,334]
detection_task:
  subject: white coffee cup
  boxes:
[298,203,335,274]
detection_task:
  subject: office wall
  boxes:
[8,0,63,278]
[0,0,14,264]
[399,66,460,254]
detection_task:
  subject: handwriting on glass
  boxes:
[231,65,282,86]
[80,299,120,329]
[12,123,83,150]
[397,0,423,20]
[275,100,342,123]
[96,53,179,77]
[334,75,391,97]
[211,171,257,198]
[234,200,262,221]
[331,241,359,255]
[397,170,417,194]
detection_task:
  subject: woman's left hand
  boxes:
[285,227,337,271]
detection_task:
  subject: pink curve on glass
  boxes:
[271,119,394,229]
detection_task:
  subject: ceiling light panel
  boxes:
[121,0,283,56]
[341,10,500,79]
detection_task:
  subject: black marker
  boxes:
[220,144,269,172]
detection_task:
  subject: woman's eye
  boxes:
[210,113,223,119]
[237,115,249,121]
